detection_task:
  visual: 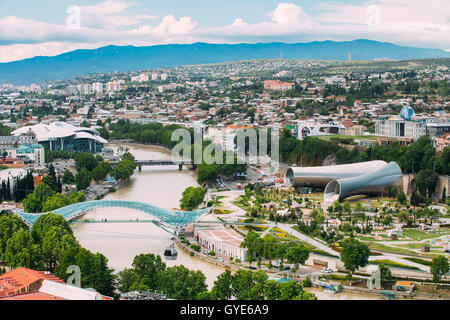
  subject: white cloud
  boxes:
[152,15,197,35]
[0,1,449,62]
[270,2,308,25]
[232,18,247,27]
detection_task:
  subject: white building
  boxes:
[151,73,159,81]
[375,115,427,140]
[92,82,103,94]
[195,227,247,261]
[106,81,121,92]
[131,73,149,83]
[160,73,168,81]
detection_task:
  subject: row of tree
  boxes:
[117,253,317,300]
[0,213,116,297]
[23,182,85,213]
[240,231,311,272]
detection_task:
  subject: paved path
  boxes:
[279,223,340,257]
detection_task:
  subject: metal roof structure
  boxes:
[323,161,402,202]
[12,122,107,145]
[285,160,388,188]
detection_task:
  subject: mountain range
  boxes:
[1,39,449,85]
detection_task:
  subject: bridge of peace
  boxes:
[13,200,211,235]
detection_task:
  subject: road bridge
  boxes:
[109,159,196,171]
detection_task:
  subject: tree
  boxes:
[31,212,73,244]
[210,269,233,300]
[117,268,140,293]
[415,169,438,198]
[42,165,59,192]
[62,170,75,185]
[231,269,267,300]
[74,152,99,172]
[431,256,449,290]
[343,202,351,214]
[75,168,91,191]
[398,210,411,224]
[340,238,370,285]
[42,193,70,212]
[397,192,407,205]
[263,237,278,270]
[91,163,109,183]
[180,187,206,211]
[240,231,262,265]
[263,280,281,300]
[111,159,135,181]
[3,228,40,269]
[285,244,310,272]
[88,253,117,297]
[279,281,303,300]
[23,193,43,213]
[0,215,28,258]
[159,265,208,300]
[131,253,167,292]
[378,264,393,286]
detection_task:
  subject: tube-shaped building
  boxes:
[324,161,403,202]
[285,160,388,188]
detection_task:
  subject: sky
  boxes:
[0,0,449,62]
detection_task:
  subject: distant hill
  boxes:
[1,39,449,85]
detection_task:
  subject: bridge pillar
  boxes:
[138,165,142,172]
[179,163,183,171]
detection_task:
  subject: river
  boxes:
[71,143,380,299]
[71,143,226,288]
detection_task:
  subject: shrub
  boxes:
[303,276,312,287]
[209,251,216,256]
[190,244,201,252]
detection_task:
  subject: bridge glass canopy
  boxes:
[14,200,211,228]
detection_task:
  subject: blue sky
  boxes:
[0,0,448,62]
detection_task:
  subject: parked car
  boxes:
[247,265,257,270]
[321,268,333,274]
[217,257,224,263]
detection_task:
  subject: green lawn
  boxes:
[402,229,447,241]
[403,257,432,266]
[394,243,428,249]
[370,259,421,271]
[367,242,419,256]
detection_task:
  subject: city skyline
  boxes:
[0,0,449,63]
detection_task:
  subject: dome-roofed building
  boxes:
[12,122,107,153]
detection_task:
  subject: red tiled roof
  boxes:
[0,267,64,297]
[0,292,66,300]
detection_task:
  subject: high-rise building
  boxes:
[106,81,121,92]
[92,82,103,94]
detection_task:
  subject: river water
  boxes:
[71,143,226,288]
[71,143,380,299]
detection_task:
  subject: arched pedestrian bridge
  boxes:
[13,200,212,230]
